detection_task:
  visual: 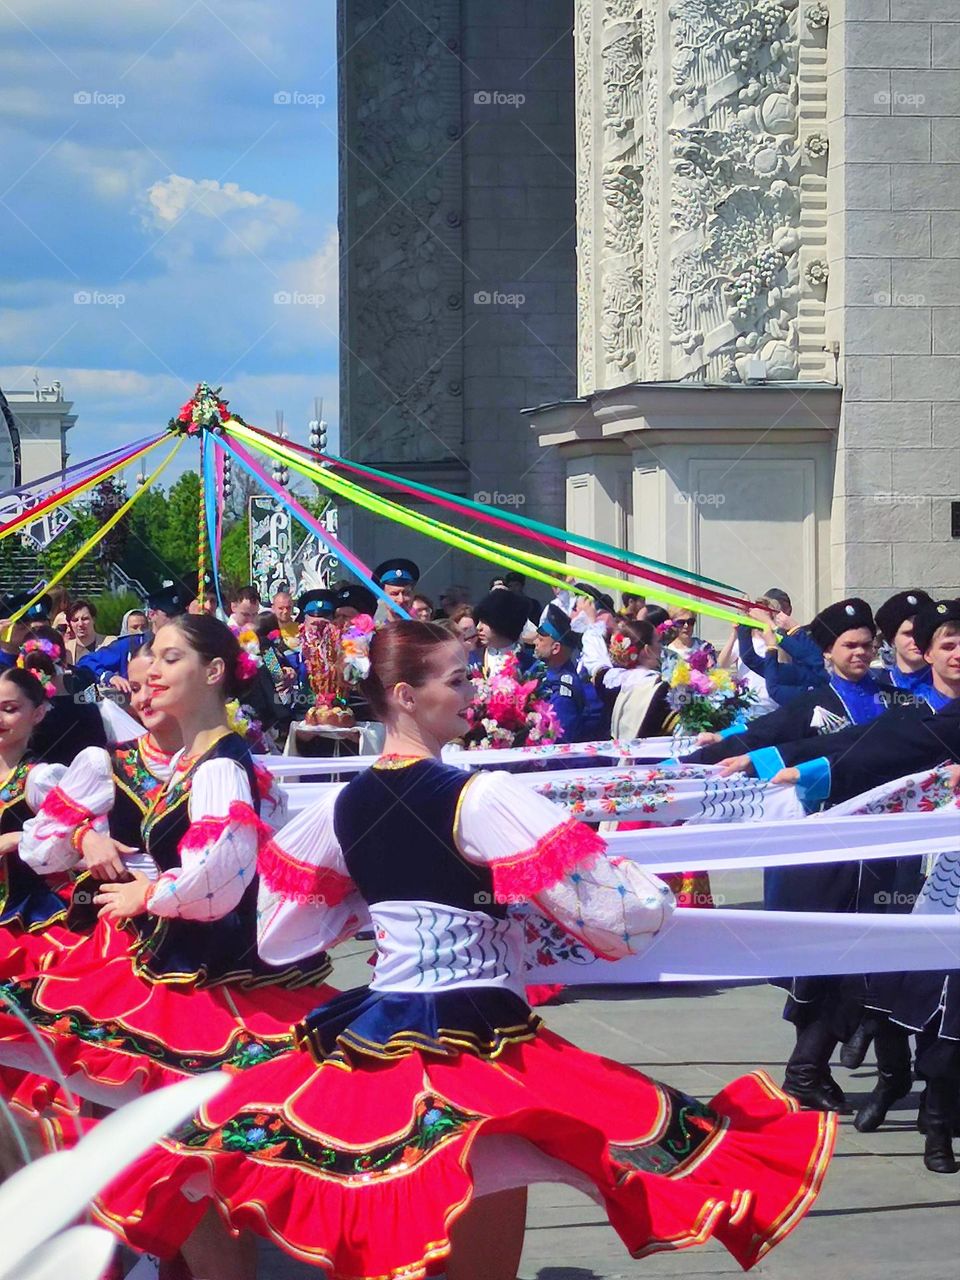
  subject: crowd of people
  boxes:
[0,565,957,1278]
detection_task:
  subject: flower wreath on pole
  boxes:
[167,382,245,438]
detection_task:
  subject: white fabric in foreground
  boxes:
[525,908,960,986]
[605,807,960,874]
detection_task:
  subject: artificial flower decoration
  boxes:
[235,650,262,683]
[609,630,642,669]
[168,382,244,437]
[340,614,376,685]
[20,637,62,662]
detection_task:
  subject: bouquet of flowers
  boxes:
[340,614,376,685]
[461,652,560,750]
[666,648,756,733]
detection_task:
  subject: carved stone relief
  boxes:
[575,0,829,388]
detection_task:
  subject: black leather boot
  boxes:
[855,1022,913,1132]
[840,1021,873,1070]
[784,1017,850,1113]
[784,1064,852,1114]
[923,1079,958,1174]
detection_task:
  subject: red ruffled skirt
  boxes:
[94,1029,835,1278]
[0,916,338,1100]
[0,921,77,983]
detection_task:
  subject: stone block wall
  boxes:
[338,0,574,601]
[830,1,960,600]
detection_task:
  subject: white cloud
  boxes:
[140,173,301,259]
[58,140,156,202]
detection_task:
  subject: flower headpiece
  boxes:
[14,655,56,700]
[609,630,641,669]
[21,636,62,663]
[655,620,674,638]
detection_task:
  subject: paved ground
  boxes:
[253,867,959,1277]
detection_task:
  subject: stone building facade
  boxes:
[338,0,575,598]
[0,384,75,490]
[527,0,959,630]
[338,2,958,618]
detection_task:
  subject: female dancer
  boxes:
[0,666,72,981]
[95,621,835,1280]
[15,643,180,950]
[0,616,336,1104]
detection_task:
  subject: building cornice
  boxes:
[525,380,841,448]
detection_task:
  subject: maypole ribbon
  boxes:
[242,423,745,601]
[227,424,570,598]
[196,433,208,595]
[202,439,225,614]
[0,435,157,504]
[4,438,184,627]
[230,423,758,627]
[235,422,754,614]
[214,428,408,618]
[0,435,166,543]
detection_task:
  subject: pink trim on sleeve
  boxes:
[257,838,355,905]
[40,786,96,828]
[176,800,266,856]
[491,818,605,901]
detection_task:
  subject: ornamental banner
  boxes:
[249,494,295,601]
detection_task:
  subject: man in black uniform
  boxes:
[685,598,915,769]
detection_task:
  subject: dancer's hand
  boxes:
[95,872,151,920]
[717,755,754,778]
[0,831,19,856]
[946,763,960,792]
[108,674,131,693]
[80,830,136,880]
[772,767,800,786]
[697,732,722,745]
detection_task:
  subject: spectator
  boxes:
[119,610,149,636]
[64,599,115,664]
[335,584,378,625]
[621,593,646,619]
[202,592,219,616]
[228,585,261,631]
[449,604,480,664]
[533,605,604,742]
[272,590,301,649]
[410,594,435,623]
[437,585,470,618]
[474,590,537,676]
[503,570,542,625]
[373,559,420,616]
[660,607,717,680]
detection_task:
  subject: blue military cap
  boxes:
[2,591,52,620]
[298,589,337,619]
[373,558,420,587]
[538,603,581,651]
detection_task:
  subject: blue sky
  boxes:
[0,0,339,480]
